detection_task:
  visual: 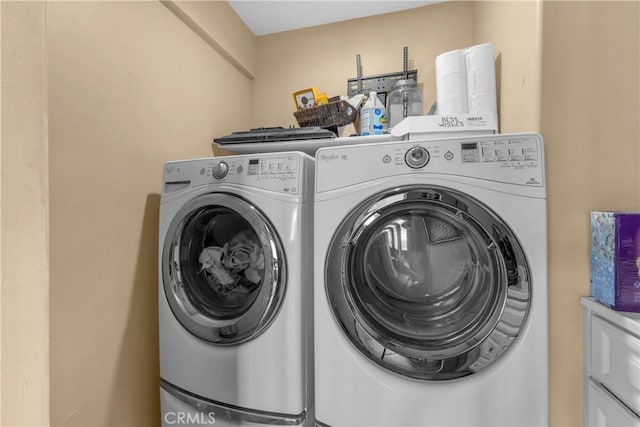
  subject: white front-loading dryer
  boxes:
[159,152,314,426]
[314,133,548,426]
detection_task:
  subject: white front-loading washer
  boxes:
[159,152,314,426]
[314,133,548,426]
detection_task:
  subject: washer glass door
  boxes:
[163,193,286,345]
[326,186,530,380]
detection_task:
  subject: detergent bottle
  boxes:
[360,91,388,136]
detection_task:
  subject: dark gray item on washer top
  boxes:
[213,126,336,145]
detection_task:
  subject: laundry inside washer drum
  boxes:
[181,207,266,318]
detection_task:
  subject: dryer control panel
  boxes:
[163,152,312,196]
[460,136,539,164]
[316,133,544,193]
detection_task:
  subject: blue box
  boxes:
[590,211,640,312]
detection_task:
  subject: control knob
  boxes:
[212,161,229,179]
[405,146,430,169]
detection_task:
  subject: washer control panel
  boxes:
[163,153,305,195]
[245,155,297,179]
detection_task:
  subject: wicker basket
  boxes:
[293,100,357,129]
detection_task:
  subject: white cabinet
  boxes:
[582,297,640,426]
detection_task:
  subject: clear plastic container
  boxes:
[387,79,423,128]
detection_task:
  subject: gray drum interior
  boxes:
[163,193,286,345]
[325,186,530,380]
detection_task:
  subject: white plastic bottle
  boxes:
[360,91,388,136]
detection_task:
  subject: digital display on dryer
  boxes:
[247,159,260,175]
[461,142,480,163]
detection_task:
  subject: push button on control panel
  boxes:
[212,161,229,179]
[405,146,430,169]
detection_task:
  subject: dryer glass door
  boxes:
[325,186,530,380]
[163,193,286,345]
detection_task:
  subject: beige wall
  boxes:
[1,1,50,425]
[252,1,474,128]
[541,2,640,426]
[3,1,638,426]
[251,1,543,134]
[166,0,257,79]
[473,1,542,132]
[47,1,253,424]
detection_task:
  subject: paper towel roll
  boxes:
[465,42,497,115]
[435,49,468,114]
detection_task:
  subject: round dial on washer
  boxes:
[405,147,430,169]
[212,161,229,179]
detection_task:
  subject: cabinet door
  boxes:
[591,315,640,416]
[587,380,640,426]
